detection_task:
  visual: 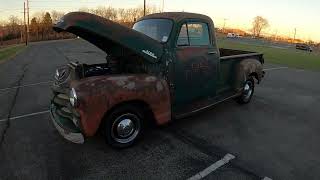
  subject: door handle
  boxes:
[208,51,217,55]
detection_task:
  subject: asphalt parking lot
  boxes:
[0,39,320,180]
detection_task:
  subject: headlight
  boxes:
[69,88,78,107]
[54,69,60,80]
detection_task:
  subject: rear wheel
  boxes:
[237,78,255,104]
[105,105,144,148]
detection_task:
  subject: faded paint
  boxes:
[71,74,171,137]
[145,76,157,82]
[53,12,163,63]
[234,59,264,90]
[156,81,164,92]
[123,82,136,90]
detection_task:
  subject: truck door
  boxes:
[173,21,219,107]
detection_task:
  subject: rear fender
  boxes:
[71,75,171,136]
[234,59,264,90]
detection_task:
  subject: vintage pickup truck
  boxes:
[51,12,265,148]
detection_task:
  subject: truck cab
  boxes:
[51,12,264,148]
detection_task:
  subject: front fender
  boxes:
[71,75,171,136]
[234,59,264,90]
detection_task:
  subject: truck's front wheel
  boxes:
[237,78,255,104]
[105,105,143,148]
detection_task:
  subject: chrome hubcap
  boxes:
[117,119,135,138]
[243,82,253,101]
[111,113,140,144]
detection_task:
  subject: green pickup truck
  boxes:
[51,12,265,148]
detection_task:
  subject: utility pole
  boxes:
[24,2,27,46]
[27,0,30,45]
[223,18,228,33]
[274,29,278,41]
[162,0,164,12]
[144,0,146,16]
[293,28,297,43]
[0,26,3,46]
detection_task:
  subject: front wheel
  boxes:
[105,105,143,148]
[237,78,255,104]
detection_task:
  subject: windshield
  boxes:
[133,19,173,43]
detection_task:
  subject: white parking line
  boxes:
[262,177,273,180]
[0,81,53,92]
[0,110,50,122]
[263,67,288,71]
[187,153,235,180]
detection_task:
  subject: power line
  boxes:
[0,9,24,12]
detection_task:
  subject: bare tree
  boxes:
[0,20,5,46]
[51,10,65,24]
[7,16,21,36]
[307,40,315,46]
[30,17,39,40]
[51,11,65,38]
[252,16,269,37]
[0,20,5,28]
[80,5,160,27]
[1,5,163,45]
[41,12,53,40]
[115,6,160,26]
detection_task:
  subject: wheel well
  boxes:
[100,100,156,131]
[249,72,259,83]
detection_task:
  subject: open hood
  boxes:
[53,12,163,63]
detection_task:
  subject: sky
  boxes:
[0,0,319,42]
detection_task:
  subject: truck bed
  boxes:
[217,48,264,94]
[219,48,263,62]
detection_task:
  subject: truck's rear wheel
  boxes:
[237,78,255,104]
[105,105,143,148]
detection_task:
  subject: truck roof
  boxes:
[139,12,213,23]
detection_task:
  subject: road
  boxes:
[0,39,320,180]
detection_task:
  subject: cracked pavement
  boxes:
[0,63,30,146]
[0,39,320,180]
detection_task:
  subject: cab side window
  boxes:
[188,23,210,46]
[177,24,189,46]
[177,22,210,46]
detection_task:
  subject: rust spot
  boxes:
[71,74,171,137]
[145,76,157,82]
[108,76,131,80]
[123,82,136,90]
[156,81,164,92]
[116,80,126,86]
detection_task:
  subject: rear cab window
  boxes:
[177,22,211,46]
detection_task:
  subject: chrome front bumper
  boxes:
[50,104,84,144]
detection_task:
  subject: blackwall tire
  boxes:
[105,105,144,149]
[237,78,255,104]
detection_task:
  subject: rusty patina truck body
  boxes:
[51,12,264,148]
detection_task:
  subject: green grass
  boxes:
[218,39,320,71]
[0,45,26,63]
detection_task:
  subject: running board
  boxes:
[174,92,241,119]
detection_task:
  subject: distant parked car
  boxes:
[296,43,313,52]
[227,33,236,38]
[227,33,241,38]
